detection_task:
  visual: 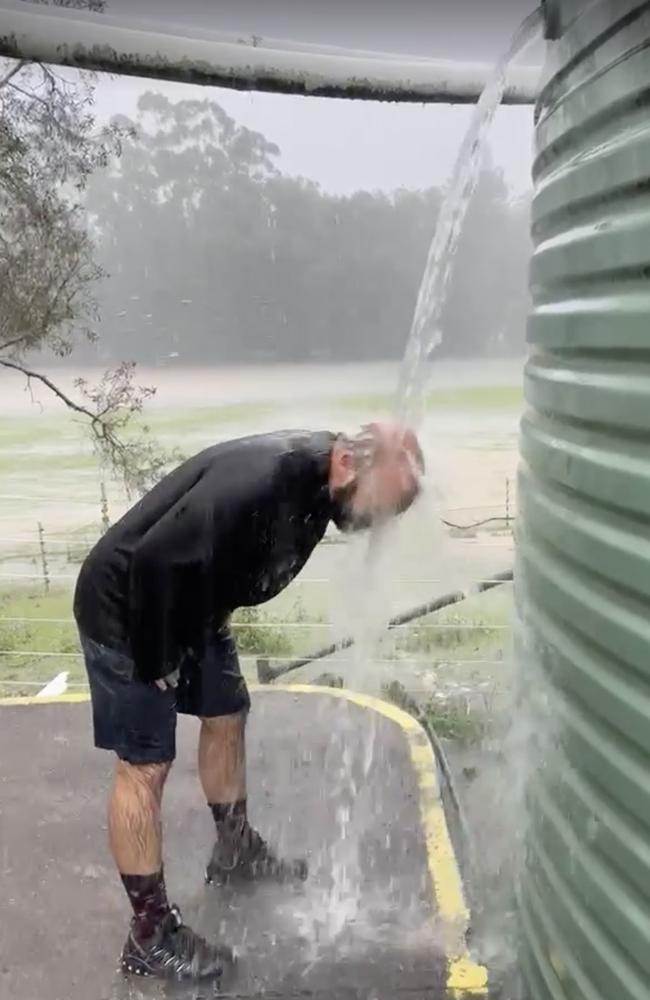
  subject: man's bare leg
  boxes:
[109,760,172,941]
[109,757,229,978]
[199,710,308,884]
[198,711,247,809]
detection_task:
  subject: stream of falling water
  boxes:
[299,6,544,964]
[396,6,542,430]
[357,4,543,663]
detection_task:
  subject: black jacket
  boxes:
[74,429,336,682]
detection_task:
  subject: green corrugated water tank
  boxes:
[518,1,650,998]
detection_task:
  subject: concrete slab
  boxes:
[0,688,485,999]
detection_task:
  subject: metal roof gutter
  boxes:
[0,0,540,104]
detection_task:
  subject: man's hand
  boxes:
[155,669,180,691]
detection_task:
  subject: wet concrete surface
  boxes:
[0,690,450,999]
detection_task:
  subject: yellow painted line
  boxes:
[267,684,488,996]
[0,681,487,994]
[0,691,90,706]
[447,956,489,995]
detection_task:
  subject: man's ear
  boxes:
[402,427,425,473]
[330,441,356,490]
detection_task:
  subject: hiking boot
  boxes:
[121,905,232,980]
[206,818,308,885]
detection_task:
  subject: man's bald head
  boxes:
[329,420,425,532]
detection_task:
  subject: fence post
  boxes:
[100,482,110,534]
[37,521,50,593]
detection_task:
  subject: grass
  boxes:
[377,586,514,747]
[0,399,289,473]
[383,679,487,745]
[0,451,99,478]
[140,403,279,436]
[0,581,512,701]
[0,382,521,449]
[378,586,514,749]
[336,385,523,415]
[388,585,510,662]
[0,584,331,695]
[0,585,83,694]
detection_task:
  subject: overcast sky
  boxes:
[90,74,535,196]
[25,0,544,195]
[98,0,541,195]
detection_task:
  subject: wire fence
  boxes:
[0,483,516,593]
[0,616,509,629]
[0,483,516,695]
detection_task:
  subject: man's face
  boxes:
[330,480,373,533]
[331,455,422,534]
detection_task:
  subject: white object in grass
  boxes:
[36,671,69,698]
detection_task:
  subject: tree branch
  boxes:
[0,357,98,421]
[7,77,98,147]
[0,61,27,91]
[0,335,30,353]
[0,357,180,497]
[7,80,52,109]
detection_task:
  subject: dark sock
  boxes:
[210,798,247,827]
[121,870,170,942]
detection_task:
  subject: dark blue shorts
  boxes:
[80,631,251,764]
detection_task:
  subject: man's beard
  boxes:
[330,483,373,533]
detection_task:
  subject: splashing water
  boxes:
[357,5,543,670]
[307,9,543,960]
[396,7,542,429]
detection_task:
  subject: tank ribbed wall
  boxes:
[518,3,650,998]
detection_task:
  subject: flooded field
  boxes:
[0,358,522,530]
[0,358,520,713]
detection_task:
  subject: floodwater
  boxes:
[0,357,522,548]
[0,357,524,413]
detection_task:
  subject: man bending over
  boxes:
[73,421,424,981]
